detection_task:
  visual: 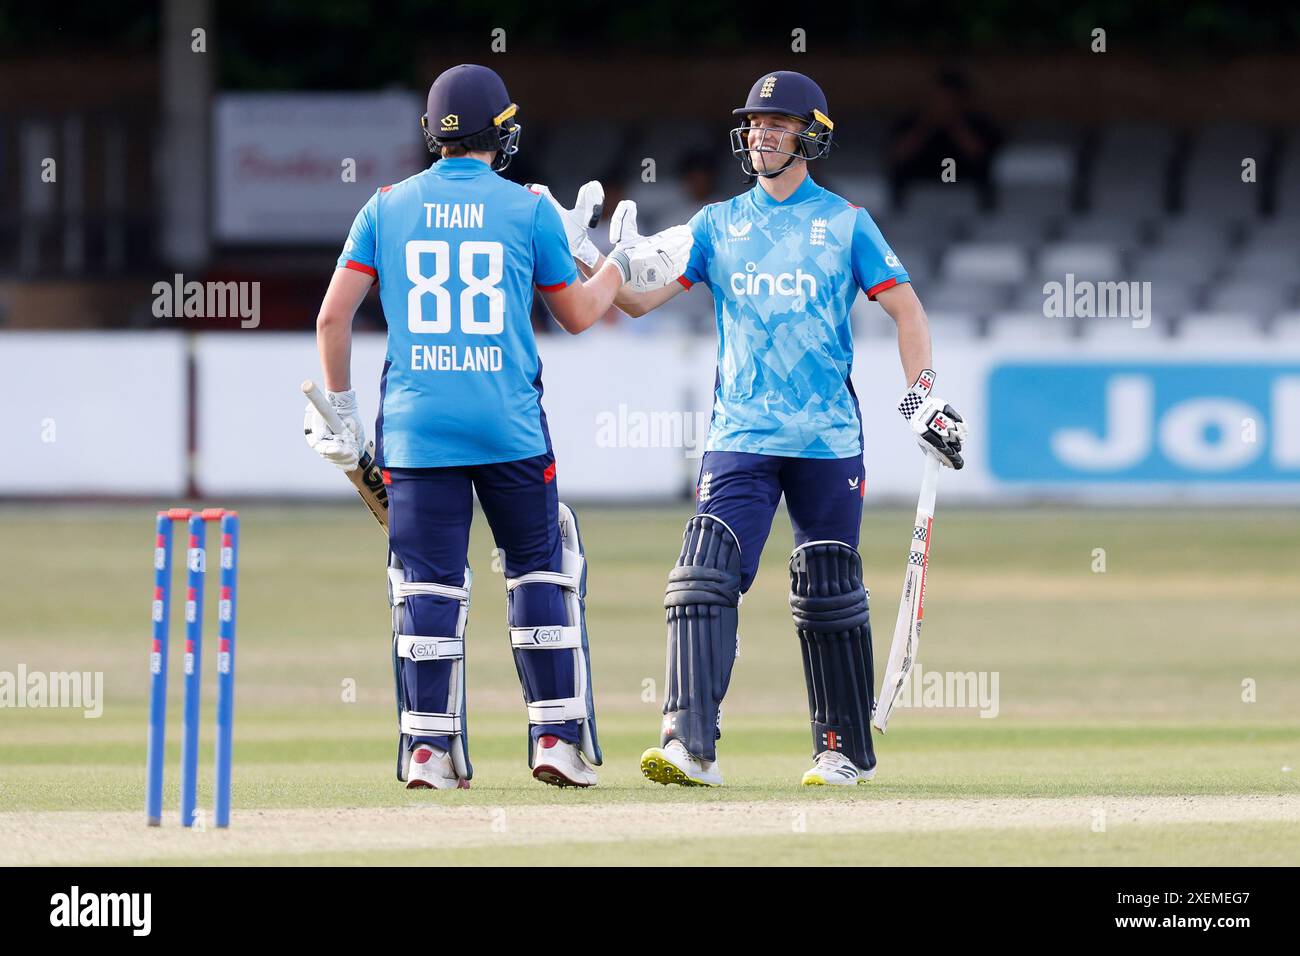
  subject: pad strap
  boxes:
[395,634,464,661]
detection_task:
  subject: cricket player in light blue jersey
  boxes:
[570,70,969,787]
[304,64,691,790]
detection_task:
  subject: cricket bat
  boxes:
[873,454,940,732]
[302,380,389,532]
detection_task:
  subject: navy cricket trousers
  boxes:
[694,450,866,592]
[386,451,579,750]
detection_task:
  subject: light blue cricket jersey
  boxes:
[681,175,909,458]
[337,158,577,467]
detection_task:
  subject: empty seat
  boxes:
[1094,122,1178,160]
[1223,244,1300,278]
[963,212,1053,244]
[1203,281,1293,317]
[1088,174,1169,217]
[1241,217,1300,245]
[942,242,1029,284]
[994,143,1076,186]
[1155,217,1232,251]
[925,310,981,343]
[1190,123,1270,162]
[1141,280,1201,318]
[903,184,982,220]
[878,216,960,263]
[985,310,1075,343]
[997,185,1075,218]
[1175,311,1267,341]
[1057,215,1147,247]
[1006,119,1082,148]
[1078,314,1172,343]
[825,174,890,214]
[1010,282,1055,311]
[1038,242,1122,279]
[920,281,1010,316]
[1134,247,1221,283]
[1269,311,1300,340]
[1181,165,1262,218]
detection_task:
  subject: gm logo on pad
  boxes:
[988,363,1300,482]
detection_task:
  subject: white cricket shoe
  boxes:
[532,734,597,788]
[800,749,875,786]
[640,738,723,787]
[405,743,462,790]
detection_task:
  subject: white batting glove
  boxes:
[304,388,365,471]
[607,199,692,292]
[898,370,969,470]
[527,181,604,268]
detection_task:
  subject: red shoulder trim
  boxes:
[342,260,377,278]
[865,277,901,300]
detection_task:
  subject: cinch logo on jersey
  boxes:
[730,261,818,297]
[885,252,901,268]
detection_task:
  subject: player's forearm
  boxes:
[614,281,682,319]
[554,260,623,334]
[316,311,353,391]
[893,302,933,384]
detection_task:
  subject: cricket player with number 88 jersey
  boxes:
[303,64,693,790]
[550,70,970,787]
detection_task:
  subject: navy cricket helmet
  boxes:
[730,71,834,178]
[421,64,521,171]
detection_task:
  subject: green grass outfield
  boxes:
[1,504,1297,865]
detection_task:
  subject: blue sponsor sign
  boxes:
[988,363,1300,482]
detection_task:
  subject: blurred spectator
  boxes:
[888,67,1002,209]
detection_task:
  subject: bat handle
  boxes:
[302,380,348,435]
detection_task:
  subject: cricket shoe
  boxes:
[532,734,597,788]
[800,749,875,786]
[640,739,723,787]
[404,744,463,790]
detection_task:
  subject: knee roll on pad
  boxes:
[506,502,603,767]
[390,553,474,781]
[790,540,876,771]
[662,514,742,762]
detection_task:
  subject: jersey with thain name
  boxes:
[337,157,577,468]
[680,175,909,458]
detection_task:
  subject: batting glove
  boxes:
[607,199,692,292]
[898,369,969,470]
[527,181,604,268]
[304,388,365,471]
